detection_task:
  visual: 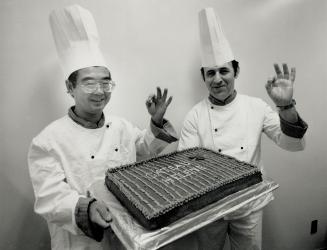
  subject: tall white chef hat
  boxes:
[198,7,234,67]
[49,5,109,80]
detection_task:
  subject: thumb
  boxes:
[89,201,112,228]
[93,211,111,228]
[96,201,112,223]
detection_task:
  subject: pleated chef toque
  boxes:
[198,7,234,67]
[49,5,108,80]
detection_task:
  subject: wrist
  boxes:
[278,104,298,123]
[151,117,163,128]
[276,99,296,111]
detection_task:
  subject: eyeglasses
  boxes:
[80,80,116,93]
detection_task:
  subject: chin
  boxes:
[90,104,105,112]
[211,93,227,101]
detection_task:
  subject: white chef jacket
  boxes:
[28,113,176,250]
[178,94,306,219]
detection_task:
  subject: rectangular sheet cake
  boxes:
[105,147,262,230]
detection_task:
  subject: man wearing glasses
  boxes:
[28,5,177,250]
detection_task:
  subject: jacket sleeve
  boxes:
[75,197,104,241]
[28,138,83,235]
[262,101,307,151]
[128,119,178,159]
[178,110,200,151]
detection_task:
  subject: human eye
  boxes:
[103,80,116,92]
[101,80,111,86]
[219,68,230,75]
[84,80,96,86]
[206,70,216,77]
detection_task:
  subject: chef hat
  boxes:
[198,7,234,67]
[49,5,109,80]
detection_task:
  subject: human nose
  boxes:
[213,73,222,82]
[93,83,105,94]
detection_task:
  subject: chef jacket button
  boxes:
[115,148,118,152]
[214,128,218,132]
[106,124,110,128]
[218,149,222,153]
[241,146,244,150]
[91,155,95,159]
[211,106,214,109]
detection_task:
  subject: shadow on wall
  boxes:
[23,60,67,249]
[1,60,66,250]
[0,171,51,250]
[27,58,69,135]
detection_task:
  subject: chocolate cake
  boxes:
[105,147,262,230]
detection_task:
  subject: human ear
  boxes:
[65,80,74,97]
[234,66,240,79]
[200,67,206,82]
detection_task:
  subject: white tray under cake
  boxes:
[90,178,278,250]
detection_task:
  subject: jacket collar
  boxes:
[208,90,237,106]
[68,106,105,129]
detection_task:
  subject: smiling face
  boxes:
[203,61,238,101]
[66,66,112,120]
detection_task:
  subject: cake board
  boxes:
[90,178,278,250]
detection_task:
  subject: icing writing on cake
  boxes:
[145,162,206,183]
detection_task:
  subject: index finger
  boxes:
[274,64,282,78]
[146,94,155,105]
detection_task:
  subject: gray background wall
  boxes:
[0,0,326,249]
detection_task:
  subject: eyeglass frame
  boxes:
[79,80,116,93]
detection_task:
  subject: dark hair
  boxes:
[67,70,79,88]
[200,60,239,81]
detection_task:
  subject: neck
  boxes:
[209,90,237,106]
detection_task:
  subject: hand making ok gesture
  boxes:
[146,87,173,127]
[265,63,296,106]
